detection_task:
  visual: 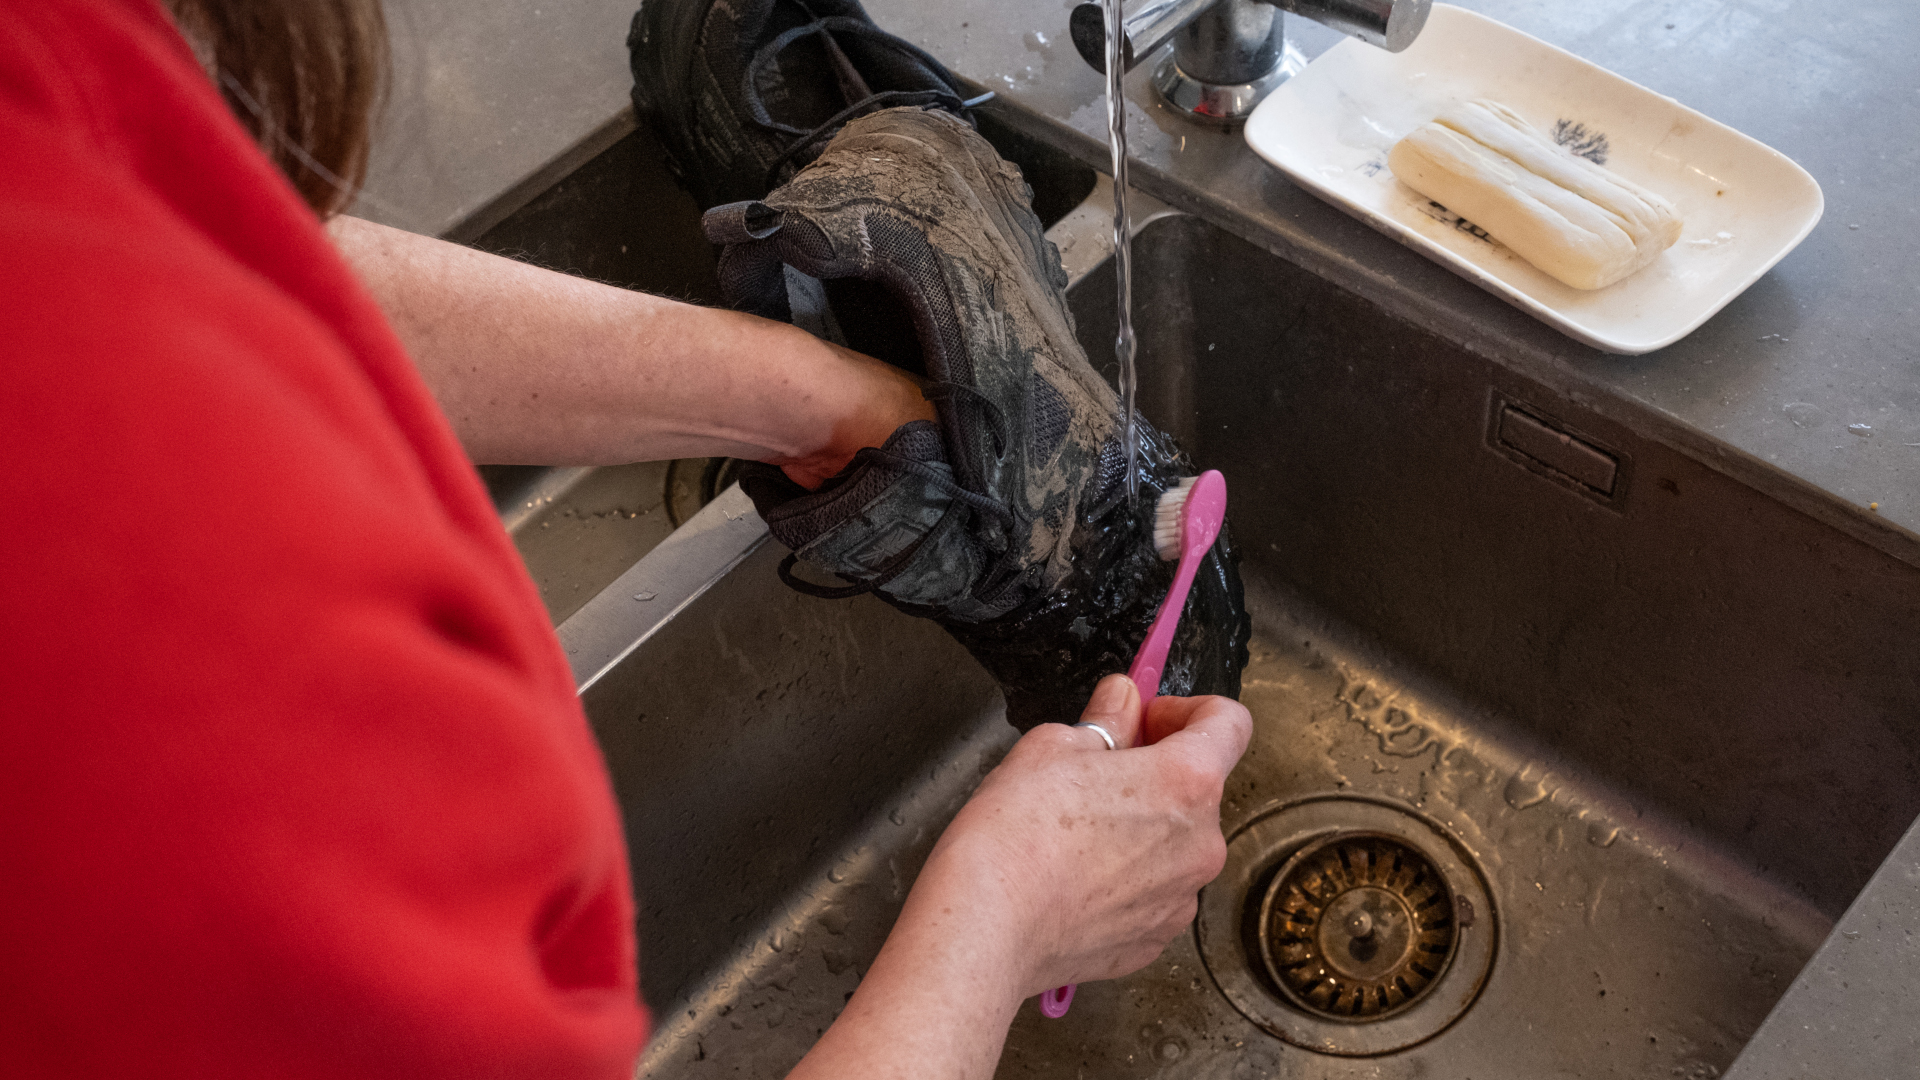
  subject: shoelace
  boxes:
[777,436,1035,611]
[917,380,1046,610]
[921,382,1011,461]
[741,5,994,189]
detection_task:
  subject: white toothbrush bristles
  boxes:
[1152,476,1198,561]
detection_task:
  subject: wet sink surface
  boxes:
[995,579,1823,1078]
[528,152,1920,1075]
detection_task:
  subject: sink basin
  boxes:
[488,117,1920,1077]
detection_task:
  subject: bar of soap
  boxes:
[1388,100,1682,290]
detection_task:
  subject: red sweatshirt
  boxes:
[0,2,648,1076]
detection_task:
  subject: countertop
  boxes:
[359,0,644,239]
[357,0,1919,1070]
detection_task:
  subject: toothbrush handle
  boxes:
[1042,472,1227,1020]
[1041,546,1208,1018]
[1039,983,1075,1017]
[1125,549,1205,704]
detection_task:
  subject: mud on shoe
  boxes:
[628,0,985,209]
[941,423,1251,730]
[711,107,1250,727]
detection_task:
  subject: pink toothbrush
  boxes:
[1039,469,1229,1019]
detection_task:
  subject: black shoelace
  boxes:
[778,382,1036,613]
[775,442,1016,603]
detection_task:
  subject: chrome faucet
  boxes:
[1069,0,1430,123]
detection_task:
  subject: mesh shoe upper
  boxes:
[709,107,1250,728]
[709,107,1120,623]
[628,0,980,209]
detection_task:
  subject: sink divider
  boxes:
[559,484,770,695]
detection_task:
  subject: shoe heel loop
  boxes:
[703,200,785,244]
[708,201,797,322]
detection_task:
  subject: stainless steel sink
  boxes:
[484,117,1920,1078]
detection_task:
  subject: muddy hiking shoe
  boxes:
[706,107,1250,729]
[627,0,989,209]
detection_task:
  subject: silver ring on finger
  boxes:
[1073,721,1117,751]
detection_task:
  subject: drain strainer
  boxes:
[1259,834,1457,1019]
[1196,797,1494,1056]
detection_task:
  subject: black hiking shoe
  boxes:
[707,107,1249,729]
[628,0,986,210]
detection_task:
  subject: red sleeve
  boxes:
[0,3,647,1077]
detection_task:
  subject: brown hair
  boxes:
[166,0,389,217]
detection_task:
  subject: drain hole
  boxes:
[1257,834,1460,1022]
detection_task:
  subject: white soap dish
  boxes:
[1242,4,1823,355]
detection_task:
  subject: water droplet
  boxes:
[632,591,657,601]
[1848,423,1874,438]
[763,1003,788,1028]
[822,945,856,974]
[1156,1038,1187,1063]
[827,866,848,883]
[889,807,907,826]
[818,907,852,936]
[1783,402,1825,427]
[1587,821,1621,848]
[1504,770,1551,810]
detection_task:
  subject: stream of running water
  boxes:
[1103,0,1138,508]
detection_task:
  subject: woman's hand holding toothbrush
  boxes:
[785,675,1250,1080]
[994,675,1254,993]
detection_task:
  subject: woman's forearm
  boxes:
[785,854,1028,1080]
[327,216,931,486]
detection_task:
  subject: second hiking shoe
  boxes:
[628,0,983,209]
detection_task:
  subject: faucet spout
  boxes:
[1068,0,1430,124]
[1270,0,1428,52]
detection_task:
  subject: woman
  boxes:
[0,1,1252,1077]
